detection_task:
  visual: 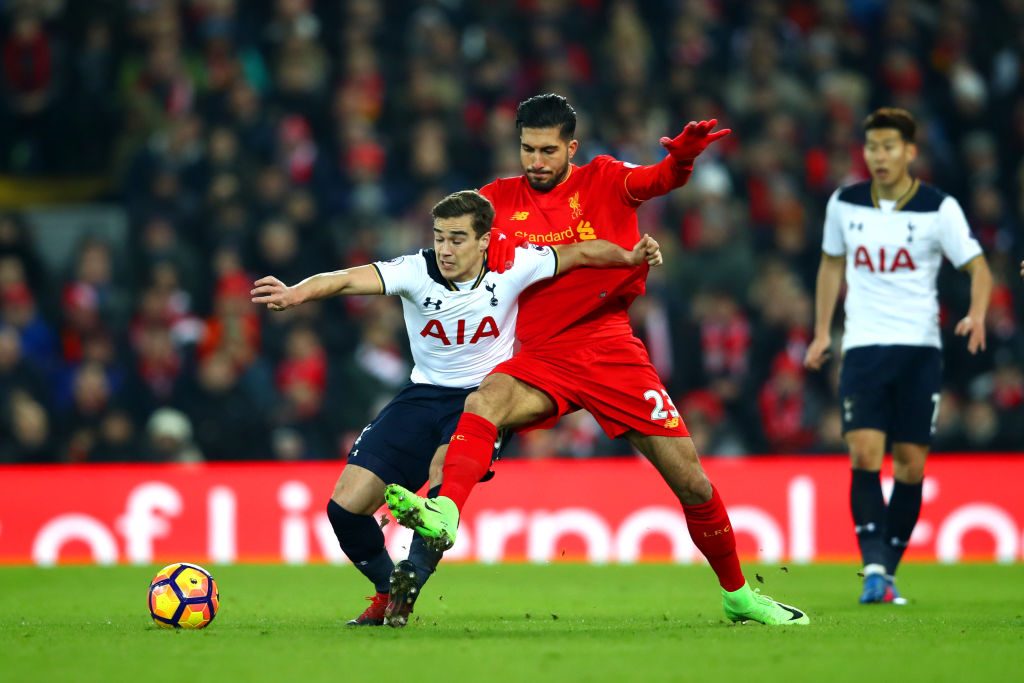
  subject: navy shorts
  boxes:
[345,383,507,490]
[838,345,942,445]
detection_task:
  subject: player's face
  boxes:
[520,127,579,191]
[864,128,917,190]
[433,215,489,282]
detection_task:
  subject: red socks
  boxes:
[439,413,496,509]
[441,415,745,592]
[683,485,746,592]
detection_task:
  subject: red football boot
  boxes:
[346,592,389,626]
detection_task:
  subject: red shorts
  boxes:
[492,335,689,438]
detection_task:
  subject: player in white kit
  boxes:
[804,108,992,604]
[250,190,662,626]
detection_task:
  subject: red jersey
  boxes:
[481,155,648,348]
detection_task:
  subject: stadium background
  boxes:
[0,0,1022,466]
[4,8,1024,682]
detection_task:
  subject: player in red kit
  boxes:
[386,94,808,625]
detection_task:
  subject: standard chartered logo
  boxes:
[516,220,599,243]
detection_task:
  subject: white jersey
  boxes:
[372,245,558,388]
[822,179,982,350]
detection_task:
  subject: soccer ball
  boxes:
[148,562,220,629]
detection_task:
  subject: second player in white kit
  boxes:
[805,108,992,605]
[251,189,663,627]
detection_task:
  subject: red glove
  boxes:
[659,119,731,165]
[487,229,528,274]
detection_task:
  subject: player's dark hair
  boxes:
[515,93,577,139]
[863,107,917,142]
[431,190,495,238]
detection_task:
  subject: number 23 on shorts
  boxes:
[644,388,680,426]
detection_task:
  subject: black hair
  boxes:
[515,93,577,140]
[863,107,917,142]
[431,190,495,238]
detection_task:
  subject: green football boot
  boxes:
[384,484,459,552]
[722,582,810,626]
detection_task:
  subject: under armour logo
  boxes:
[854,522,877,534]
[849,221,864,231]
[423,298,442,310]
[907,222,915,243]
[485,282,498,306]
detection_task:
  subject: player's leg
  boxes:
[627,432,807,625]
[575,337,744,590]
[846,428,891,602]
[387,369,557,549]
[625,433,733,578]
[846,427,888,573]
[882,441,926,605]
[889,441,926,561]
[403,445,448,583]
[440,372,555,507]
[327,464,391,625]
[387,446,449,627]
[839,346,898,602]
[331,384,445,624]
[883,346,941,602]
[576,337,806,625]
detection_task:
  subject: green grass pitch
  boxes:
[1,563,1021,683]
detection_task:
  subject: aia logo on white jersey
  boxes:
[853,246,916,273]
[420,317,499,346]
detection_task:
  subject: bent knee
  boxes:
[464,375,514,420]
[330,491,374,516]
[463,389,493,416]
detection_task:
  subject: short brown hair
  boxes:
[863,107,917,142]
[516,93,577,140]
[431,190,495,238]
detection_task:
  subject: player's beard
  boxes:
[526,163,569,192]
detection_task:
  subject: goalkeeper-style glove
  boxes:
[487,229,528,274]
[659,119,731,165]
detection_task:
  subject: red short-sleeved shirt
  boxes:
[481,155,649,348]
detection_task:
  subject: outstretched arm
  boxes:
[624,119,731,202]
[954,254,991,355]
[804,253,845,370]
[250,265,384,311]
[553,235,663,274]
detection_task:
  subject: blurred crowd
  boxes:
[1,0,1023,463]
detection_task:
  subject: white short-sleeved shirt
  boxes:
[822,179,983,350]
[372,245,558,387]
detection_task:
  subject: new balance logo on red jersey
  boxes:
[853,246,916,272]
[420,317,500,346]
